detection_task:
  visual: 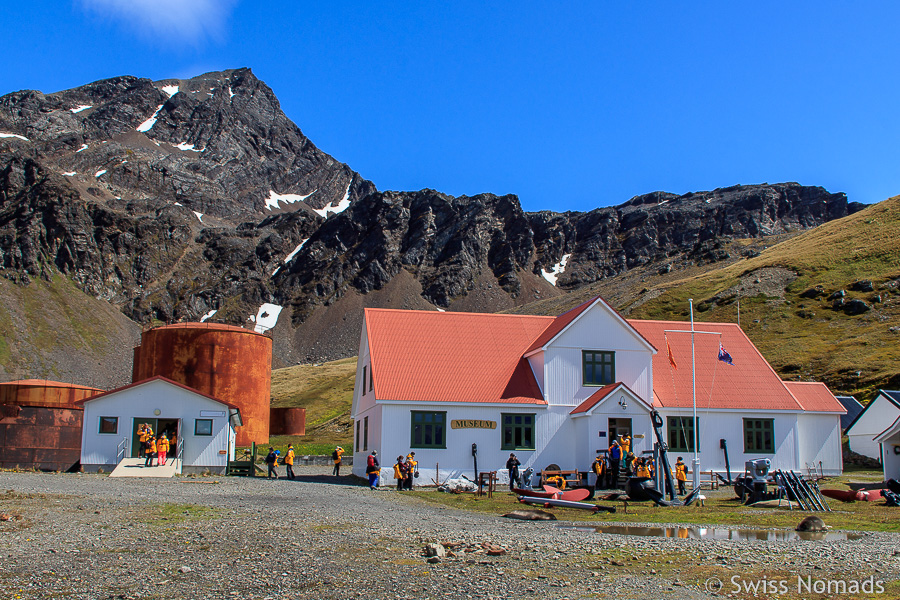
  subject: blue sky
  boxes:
[3,1,899,212]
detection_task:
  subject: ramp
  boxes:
[109,458,180,478]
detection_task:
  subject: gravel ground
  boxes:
[1,468,898,600]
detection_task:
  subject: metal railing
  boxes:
[176,437,184,474]
[116,436,129,464]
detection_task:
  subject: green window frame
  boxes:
[194,419,213,436]
[501,413,535,450]
[355,420,360,450]
[744,418,775,453]
[362,366,367,396]
[583,350,615,386]
[411,411,446,449]
[667,416,699,452]
[363,416,369,452]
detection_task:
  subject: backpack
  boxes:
[332,450,339,460]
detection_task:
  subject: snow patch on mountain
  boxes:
[136,105,164,132]
[541,253,571,286]
[264,189,316,210]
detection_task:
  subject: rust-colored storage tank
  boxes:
[270,407,306,436]
[0,380,101,471]
[132,323,272,446]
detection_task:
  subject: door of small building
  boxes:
[157,419,180,462]
[608,418,632,444]
[131,418,157,458]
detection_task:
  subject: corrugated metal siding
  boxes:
[352,327,373,417]
[797,413,843,474]
[545,347,651,407]
[552,304,654,353]
[527,353,544,395]
[661,411,798,474]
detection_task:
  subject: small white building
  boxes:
[874,416,900,482]
[351,297,846,486]
[845,390,900,461]
[78,377,240,474]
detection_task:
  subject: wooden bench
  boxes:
[539,469,584,488]
[684,470,719,490]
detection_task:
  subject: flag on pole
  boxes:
[718,343,734,366]
[666,338,677,370]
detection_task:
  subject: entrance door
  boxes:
[157,419,180,463]
[131,418,157,458]
[608,418,632,445]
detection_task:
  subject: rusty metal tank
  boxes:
[270,407,306,436]
[0,380,101,471]
[131,323,272,446]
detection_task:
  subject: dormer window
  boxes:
[583,350,615,386]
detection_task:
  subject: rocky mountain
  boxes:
[0,68,865,382]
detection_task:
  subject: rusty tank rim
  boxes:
[143,322,271,338]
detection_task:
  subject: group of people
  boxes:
[137,423,174,467]
[392,452,418,490]
[590,434,689,495]
[264,444,295,479]
[264,445,346,480]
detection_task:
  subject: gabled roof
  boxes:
[570,382,652,415]
[524,296,657,356]
[783,382,846,413]
[630,320,806,411]
[365,308,552,404]
[75,376,240,411]
[874,415,900,443]
[844,390,900,434]
[836,396,864,429]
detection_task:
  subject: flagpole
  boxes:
[690,299,700,490]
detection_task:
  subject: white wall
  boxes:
[881,434,900,481]
[359,403,577,487]
[847,394,900,460]
[351,326,374,417]
[351,404,383,478]
[654,410,803,476]
[544,303,653,406]
[81,379,233,470]
[797,413,843,475]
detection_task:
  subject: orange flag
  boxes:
[666,338,678,370]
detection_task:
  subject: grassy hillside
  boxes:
[270,357,357,448]
[625,195,900,398]
[0,274,140,387]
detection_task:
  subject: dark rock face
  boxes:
[529,183,856,289]
[0,68,865,366]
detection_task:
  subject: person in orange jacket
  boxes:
[674,457,687,495]
[404,452,417,490]
[332,446,344,476]
[393,456,409,490]
[145,437,157,467]
[157,435,169,466]
[285,444,295,480]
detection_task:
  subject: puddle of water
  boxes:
[558,524,862,542]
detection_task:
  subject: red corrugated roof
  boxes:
[571,383,620,414]
[629,320,804,411]
[783,381,846,413]
[366,308,552,404]
[365,303,837,413]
